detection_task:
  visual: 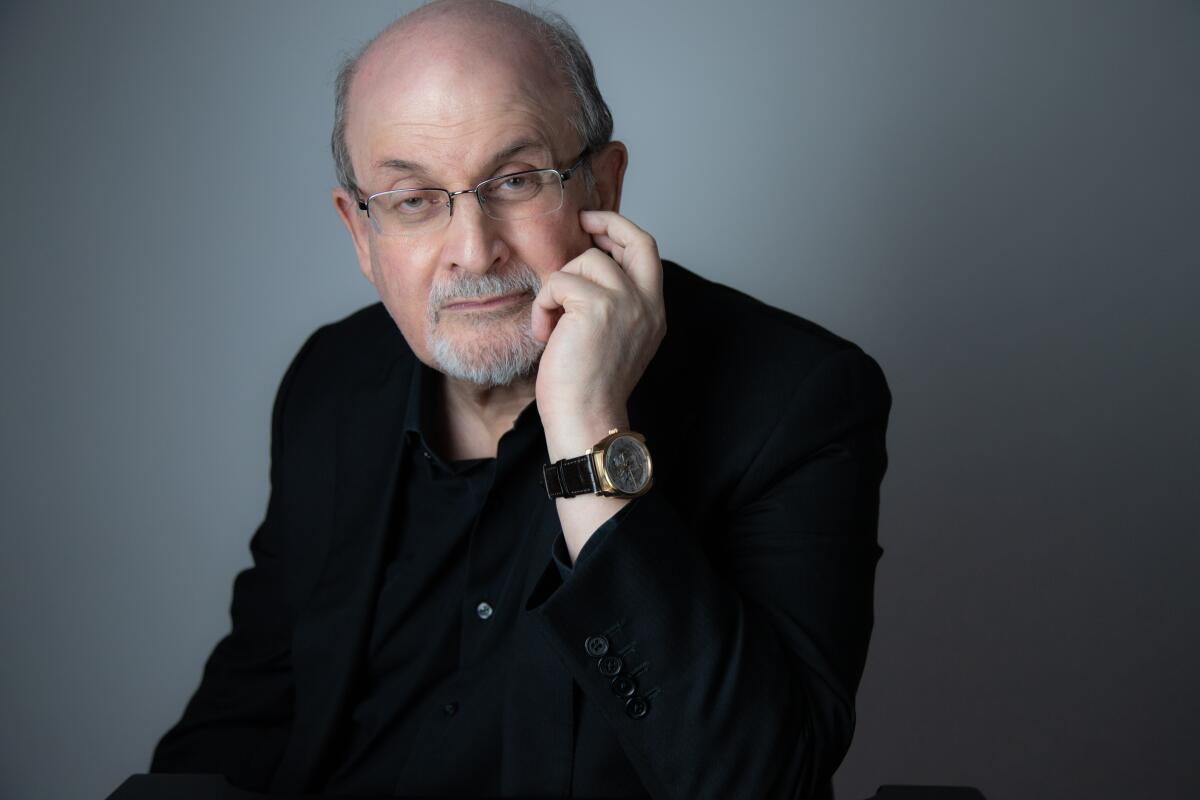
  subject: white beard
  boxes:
[425,264,546,387]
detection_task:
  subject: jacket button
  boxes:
[597,655,623,676]
[625,696,649,720]
[611,674,637,697]
[443,702,458,717]
[584,635,610,657]
[476,601,493,620]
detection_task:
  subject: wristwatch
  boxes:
[542,429,653,499]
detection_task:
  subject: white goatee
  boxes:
[425,264,546,387]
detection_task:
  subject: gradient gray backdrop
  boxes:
[2,2,1197,798]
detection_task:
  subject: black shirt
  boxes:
[324,362,627,796]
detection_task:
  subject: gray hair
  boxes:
[331,2,613,194]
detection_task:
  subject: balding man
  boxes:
[151,2,891,798]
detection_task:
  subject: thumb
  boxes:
[531,304,562,343]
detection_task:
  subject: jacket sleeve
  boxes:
[150,332,320,790]
[526,347,891,800]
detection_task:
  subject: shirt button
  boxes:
[584,635,610,657]
[611,674,637,698]
[476,601,494,620]
[625,695,649,720]
[598,655,623,676]
[443,702,458,716]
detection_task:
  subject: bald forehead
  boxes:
[354,0,565,108]
[343,1,578,186]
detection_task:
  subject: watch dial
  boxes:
[605,436,651,494]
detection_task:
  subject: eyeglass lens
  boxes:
[368,168,566,235]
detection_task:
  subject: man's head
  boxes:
[331,0,627,387]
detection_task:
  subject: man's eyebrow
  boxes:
[374,157,425,174]
[372,140,551,177]
[489,139,550,165]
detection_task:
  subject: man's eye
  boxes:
[380,192,437,215]
[487,174,542,202]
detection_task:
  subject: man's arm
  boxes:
[150,332,319,790]
[529,345,890,799]
[528,213,888,797]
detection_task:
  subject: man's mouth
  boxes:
[442,290,531,311]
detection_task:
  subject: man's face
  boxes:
[334,28,615,386]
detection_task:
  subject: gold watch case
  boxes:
[586,429,654,497]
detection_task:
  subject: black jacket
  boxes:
[152,260,891,799]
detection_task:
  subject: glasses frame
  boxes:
[355,148,591,236]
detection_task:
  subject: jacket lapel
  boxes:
[273,353,415,793]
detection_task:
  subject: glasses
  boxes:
[356,150,589,237]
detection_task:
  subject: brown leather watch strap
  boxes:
[542,454,597,499]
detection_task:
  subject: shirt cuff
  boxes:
[551,500,637,581]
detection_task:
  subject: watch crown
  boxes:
[607,428,619,435]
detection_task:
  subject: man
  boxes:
[152,2,891,798]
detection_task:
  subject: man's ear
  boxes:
[332,187,377,285]
[587,141,628,214]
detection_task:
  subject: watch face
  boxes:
[604,435,651,494]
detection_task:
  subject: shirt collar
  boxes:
[401,359,544,460]
[402,359,435,439]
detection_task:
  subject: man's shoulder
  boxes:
[642,261,889,492]
[649,260,889,439]
[659,259,868,373]
[275,303,413,417]
[300,302,411,375]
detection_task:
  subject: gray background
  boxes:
[2,1,1197,798]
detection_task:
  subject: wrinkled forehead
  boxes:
[346,19,577,184]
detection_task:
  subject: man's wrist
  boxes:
[543,409,630,463]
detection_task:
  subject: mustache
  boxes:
[427,264,542,321]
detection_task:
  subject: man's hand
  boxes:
[532,210,666,463]
[531,210,666,561]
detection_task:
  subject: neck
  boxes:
[432,370,537,460]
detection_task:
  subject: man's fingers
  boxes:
[530,304,561,344]
[531,268,616,342]
[534,213,665,345]
[578,210,662,298]
[590,232,626,265]
[533,269,609,316]
[559,247,631,292]
[578,208,651,245]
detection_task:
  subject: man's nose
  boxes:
[443,192,509,274]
